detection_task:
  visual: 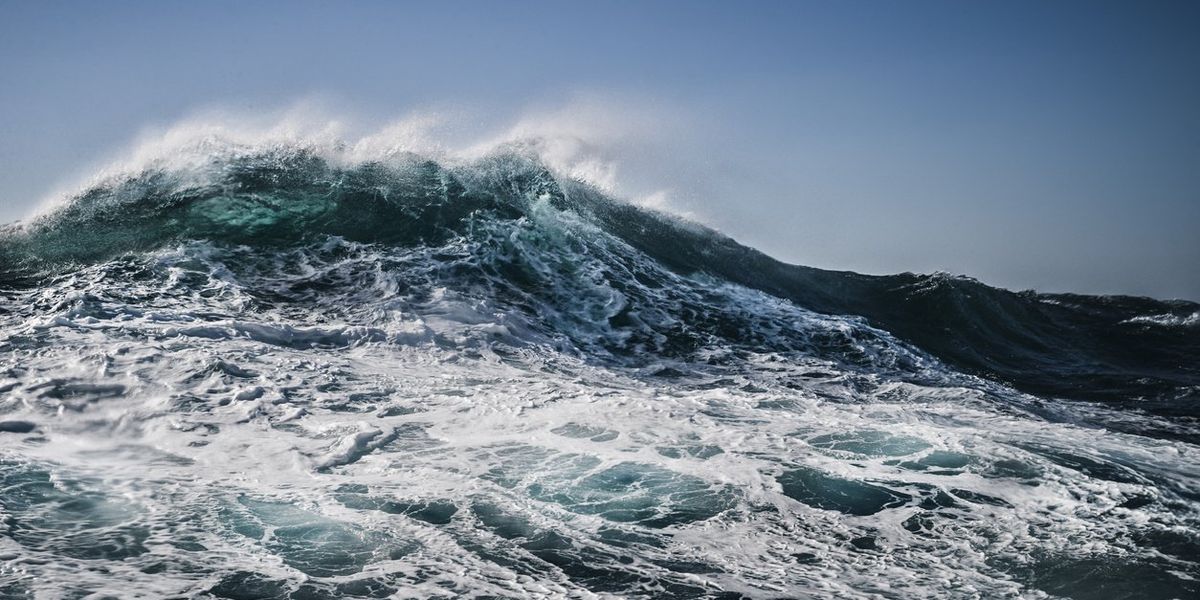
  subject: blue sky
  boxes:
[1,0,1197,299]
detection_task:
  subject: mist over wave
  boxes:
[1,119,1198,598]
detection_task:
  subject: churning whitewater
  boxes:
[1,131,1198,599]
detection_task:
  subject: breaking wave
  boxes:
[1,131,1197,599]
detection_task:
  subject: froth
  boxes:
[28,95,688,222]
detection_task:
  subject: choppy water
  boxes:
[1,143,1197,599]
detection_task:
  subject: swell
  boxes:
[582,186,1200,423]
[2,148,1197,425]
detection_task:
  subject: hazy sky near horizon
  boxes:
[1,0,1198,299]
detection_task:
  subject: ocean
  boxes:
[1,141,1197,599]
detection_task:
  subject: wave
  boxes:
[3,132,1200,598]
[2,142,1197,432]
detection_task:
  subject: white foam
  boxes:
[1122,311,1200,328]
[25,95,693,223]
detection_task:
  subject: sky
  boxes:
[1,0,1197,300]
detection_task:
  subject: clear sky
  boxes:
[1,0,1197,299]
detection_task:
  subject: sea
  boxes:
[1,137,1197,599]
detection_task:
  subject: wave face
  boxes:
[1,145,1198,599]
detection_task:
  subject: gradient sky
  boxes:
[1,0,1198,299]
